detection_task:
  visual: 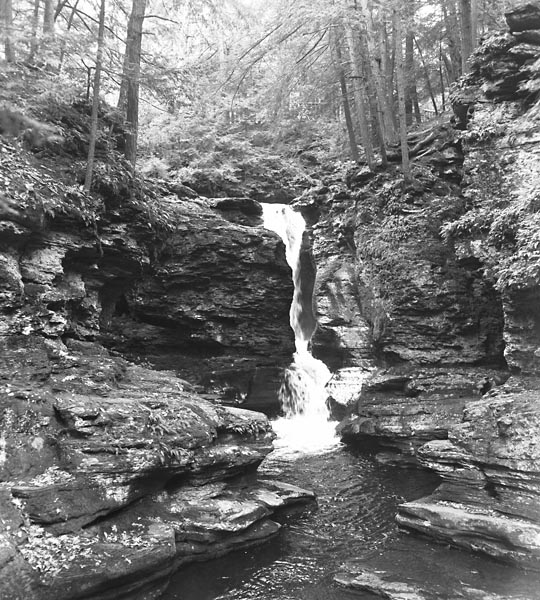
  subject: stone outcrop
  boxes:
[0,143,305,598]
[397,382,540,570]
[337,367,508,464]
[0,336,314,599]
[0,174,294,405]
[307,4,540,571]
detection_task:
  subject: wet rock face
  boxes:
[309,181,506,371]
[0,195,294,403]
[120,200,293,375]
[0,337,314,599]
[306,193,375,373]
[397,383,540,570]
[313,3,540,570]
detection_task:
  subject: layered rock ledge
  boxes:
[0,337,314,599]
[309,3,540,572]
[397,383,540,570]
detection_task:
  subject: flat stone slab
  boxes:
[21,522,176,600]
[334,566,533,600]
[9,476,315,600]
[334,566,430,600]
[252,479,316,509]
[397,499,540,570]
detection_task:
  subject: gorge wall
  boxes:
[2,3,540,595]
[0,138,308,598]
[307,5,540,571]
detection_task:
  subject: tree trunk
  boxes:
[439,41,446,111]
[415,37,439,115]
[356,21,388,165]
[117,50,129,112]
[345,25,375,171]
[471,0,478,45]
[393,2,411,181]
[0,0,15,62]
[332,28,360,162]
[28,0,40,63]
[405,30,414,126]
[378,16,397,143]
[359,0,394,149]
[122,0,147,169]
[84,0,106,192]
[404,0,421,126]
[43,0,55,35]
[440,0,462,80]
[460,0,473,73]
[58,0,80,70]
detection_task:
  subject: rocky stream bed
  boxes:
[1,3,540,599]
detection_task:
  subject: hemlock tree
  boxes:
[0,0,14,61]
[393,0,411,181]
[119,0,147,169]
[84,0,107,191]
[331,27,359,162]
[460,0,476,73]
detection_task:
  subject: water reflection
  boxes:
[163,446,540,600]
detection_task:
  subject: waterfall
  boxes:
[262,204,340,456]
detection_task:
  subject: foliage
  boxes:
[138,111,321,199]
[1,0,514,178]
[442,196,540,292]
[0,134,102,226]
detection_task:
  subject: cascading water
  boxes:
[262,204,341,455]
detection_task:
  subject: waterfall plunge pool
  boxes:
[162,445,540,600]
[164,204,540,599]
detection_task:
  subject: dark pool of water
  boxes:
[162,446,540,600]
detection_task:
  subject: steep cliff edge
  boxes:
[0,105,306,598]
[309,5,540,570]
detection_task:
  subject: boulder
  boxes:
[337,367,508,464]
[0,337,314,599]
[397,386,540,569]
[506,3,540,32]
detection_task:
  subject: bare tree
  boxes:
[331,27,359,162]
[393,1,411,181]
[120,0,147,169]
[84,0,106,191]
[0,0,15,62]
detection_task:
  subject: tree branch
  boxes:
[143,14,179,24]
[296,30,327,64]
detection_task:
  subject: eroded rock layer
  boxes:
[0,337,314,599]
[309,6,540,571]
[0,174,303,598]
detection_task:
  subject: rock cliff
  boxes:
[308,4,540,571]
[0,130,305,597]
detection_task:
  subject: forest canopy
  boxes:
[0,0,510,184]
